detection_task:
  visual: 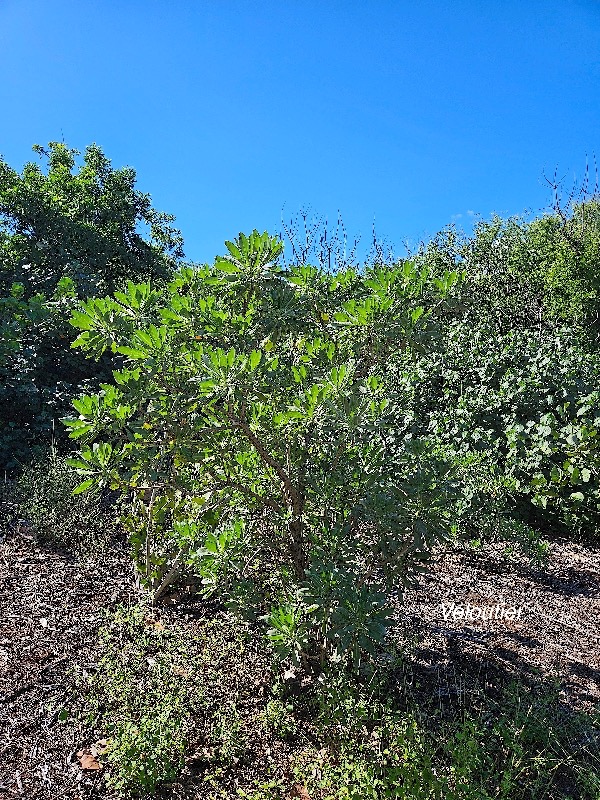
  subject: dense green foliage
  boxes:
[0,142,183,468]
[412,216,600,541]
[0,141,599,652]
[64,230,462,667]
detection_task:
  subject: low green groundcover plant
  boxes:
[86,606,194,796]
[88,605,600,799]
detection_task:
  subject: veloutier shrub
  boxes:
[65,230,462,668]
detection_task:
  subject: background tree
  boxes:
[0,142,184,470]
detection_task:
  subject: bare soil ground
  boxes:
[398,541,600,714]
[0,527,598,798]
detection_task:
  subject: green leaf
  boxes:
[72,479,95,495]
[115,345,148,359]
[69,310,94,330]
[214,258,241,274]
[224,241,242,260]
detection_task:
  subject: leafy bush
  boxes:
[409,212,600,542]
[422,325,600,538]
[66,229,462,668]
[0,275,99,469]
[449,199,600,328]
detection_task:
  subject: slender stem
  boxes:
[144,488,157,586]
[152,549,185,604]
[226,401,308,579]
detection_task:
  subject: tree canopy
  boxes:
[0,142,184,468]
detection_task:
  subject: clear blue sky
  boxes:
[1,0,599,263]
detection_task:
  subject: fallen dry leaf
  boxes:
[288,784,311,800]
[77,748,103,772]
